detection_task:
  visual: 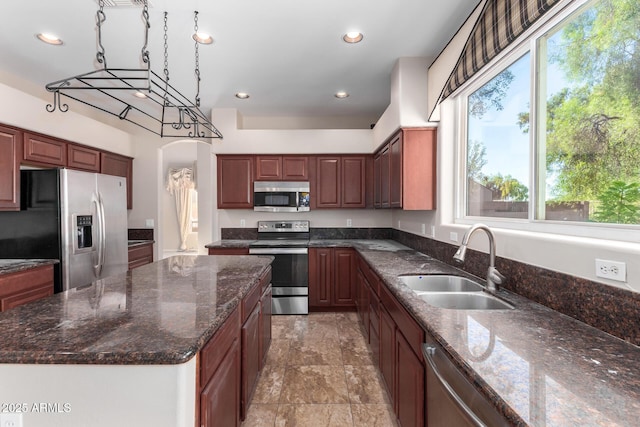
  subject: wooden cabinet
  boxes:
[101,152,134,209]
[128,242,154,270]
[379,304,396,403]
[68,144,101,172]
[23,132,67,167]
[217,156,254,209]
[260,284,272,366]
[199,307,241,427]
[255,155,309,181]
[374,128,437,210]
[208,247,250,255]
[0,264,54,312]
[309,247,356,310]
[0,125,22,211]
[396,330,425,427]
[315,155,368,208]
[241,302,261,420]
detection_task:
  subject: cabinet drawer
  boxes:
[241,280,262,323]
[0,265,54,312]
[1,285,53,311]
[200,306,240,387]
[208,247,250,256]
[128,243,153,270]
[379,282,424,359]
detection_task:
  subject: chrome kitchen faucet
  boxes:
[453,224,505,294]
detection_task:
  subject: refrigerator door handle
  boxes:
[93,194,106,277]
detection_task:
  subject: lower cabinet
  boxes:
[208,247,250,255]
[308,247,356,310]
[0,264,54,312]
[198,267,272,426]
[356,254,425,427]
[199,307,241,427]
[127,242,154,270]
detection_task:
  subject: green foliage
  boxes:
[593,181,640,224]
[468,69,515,119]
[467,140,487,182]
[480,174,529,201]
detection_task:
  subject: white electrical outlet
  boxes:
[240,219,246,227]
[431,225,436,237]
[450,231,458,242]
[145,219,154,227]
[347,219,352,227]
[595,259,626,282]
[421,223,426,235]
[1,413,23,427]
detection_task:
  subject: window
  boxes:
[460,0,640,228]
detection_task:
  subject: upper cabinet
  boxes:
[101,152,134,209]
[218,156,254,209]
[255,155,309,181]
[68,144,101,172]
[315,155,369,209]
[374,128,437,210]
[23,132,67,167]
[0,125,22,211]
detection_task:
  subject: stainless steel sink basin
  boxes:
[399,275,484,292]
[418,292,514,310]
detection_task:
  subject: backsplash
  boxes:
[128,228,154,241]
[392,229,640,347]
[311,228,393,240]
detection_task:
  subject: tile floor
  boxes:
[242,312,399,427]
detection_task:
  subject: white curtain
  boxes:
[166,167,196,251]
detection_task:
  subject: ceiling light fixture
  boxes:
[335,91,349,99]
[235,92,250,99]
[192,32,213,45]
[36,33,63,45]
[342,31,363,44]
[44,0,222,140]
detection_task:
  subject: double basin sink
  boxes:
[400,275,514,310]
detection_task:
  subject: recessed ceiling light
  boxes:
[343,31,363,44]
[134,91,148,99]
[36,33,63,45]
[335,91,349,99]
[192,32,213,45]
[235,92,250,99]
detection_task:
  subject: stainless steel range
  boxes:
[248,220,310,315]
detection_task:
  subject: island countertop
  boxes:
[0,259,59,276]
[0,255,273,365]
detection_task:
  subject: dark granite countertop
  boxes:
[0,255,272,365]
[205,239,254,248]
[0,259,59,276]
[207,238,640,425]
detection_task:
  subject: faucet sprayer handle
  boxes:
[488,267,505,285]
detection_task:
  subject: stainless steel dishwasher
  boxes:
[422,338,510,427]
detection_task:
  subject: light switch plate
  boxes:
[145,219,154,227]
[0,413,23,427]
[450,231,458,242]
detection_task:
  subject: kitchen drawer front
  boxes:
[200,306,240,387]
[128,243,153,270]
[1,285,53,311]
[379,282,424,359]
[241,279,262,323]
[0,265,54,312]
[259,267,272,294]
[208,247,250,256]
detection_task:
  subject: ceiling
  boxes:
[0,0,479,130]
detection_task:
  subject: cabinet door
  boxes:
[380,146,390,208]
[282,156,309,180]
[341,156,366,208]
[316,157,341,208]
[241,304,261,420]
[101,152,133,209]
[260,285,272,366]
[389,133,403,208]
[308,248,332,307]
[379,305,396,407]
[23,132,67,166]
[255,156,282,181]
[200,337,241,427]
[68,144,101,172]
[373,154,381,208]
[0,265,54,312]
[217,156,253,209]
[0,126,21,211]
[333,248,356,306]
[396,331,425,427]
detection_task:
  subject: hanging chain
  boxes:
[163,11,170,81]
[141,0,150,66]
[193,11,201,107]
[96,0,107,68]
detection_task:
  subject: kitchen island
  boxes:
[0,255,273,427]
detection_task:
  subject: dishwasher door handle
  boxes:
[423,344,486,427]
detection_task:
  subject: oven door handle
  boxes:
[249,247,308,255]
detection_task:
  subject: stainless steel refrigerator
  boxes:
[0,168,128,292]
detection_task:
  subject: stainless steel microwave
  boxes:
[253,181,310,212]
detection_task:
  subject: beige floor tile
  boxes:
[253,365,286,404]
[275,404,353,427]
[335,312,359,322]
[345,365,390,404]
[288,337,343,365]
[266,339,291,366]
[337,320,366,340]
[272,315,298,340]
[340,337,374,366]
[293,317,339,341]
[279,365,349,404]
[350,404,398,427]
[242,403,279,427]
